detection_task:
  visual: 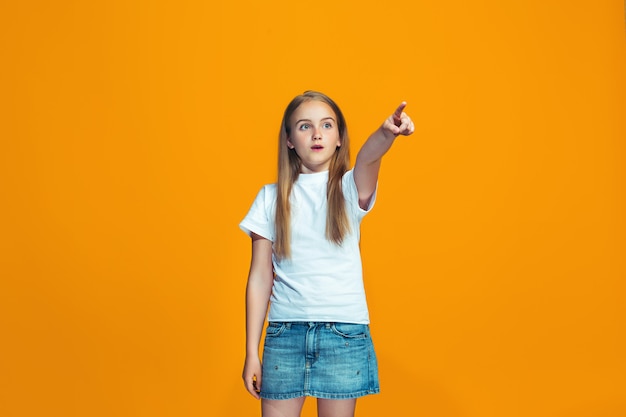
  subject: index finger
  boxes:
[393,101,407,120]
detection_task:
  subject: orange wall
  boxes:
[1,1,625,416]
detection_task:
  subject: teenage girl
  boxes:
[240,91,414,417]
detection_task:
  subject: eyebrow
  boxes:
[295,117,336,124]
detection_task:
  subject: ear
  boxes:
[286,138,295,149]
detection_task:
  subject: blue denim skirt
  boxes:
[260,322,380,400]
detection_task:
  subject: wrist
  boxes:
[246,347,260,357]
[379,125,397,141]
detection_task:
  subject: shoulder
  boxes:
[244,182,278,215]
[252,183,277,201]
[340,169,359,205]
[342,169,376,214]
[341,169,357,192]
[240,183,277,239]
[261,183,277,202]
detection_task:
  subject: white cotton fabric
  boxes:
[239,169,376,324]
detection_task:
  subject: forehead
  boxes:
[291,100,337,123]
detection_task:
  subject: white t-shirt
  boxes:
[239,169,376,324]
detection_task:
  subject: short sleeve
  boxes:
[239,185,275,241]
[342,169,376,219]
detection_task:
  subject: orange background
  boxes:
[1,1,625,416]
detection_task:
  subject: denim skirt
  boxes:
[260,322,380,400]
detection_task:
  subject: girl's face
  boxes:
[287,100,341,174]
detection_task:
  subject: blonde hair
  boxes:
[274,91,351,260]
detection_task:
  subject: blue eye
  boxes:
[299,124,310,130]
[323,122,333,128]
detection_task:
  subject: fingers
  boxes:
[243,357,262,399]
[397,118,415,136]
[243,368,262,399]
[393,101,407,122]
[386,101,414,137]
[244,375,261,399]
[254,374,262,394]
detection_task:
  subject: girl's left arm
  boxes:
[354,101,415,210]
[354,102,414,210]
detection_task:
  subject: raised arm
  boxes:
[242,233,274,399]
[354,102,414,209]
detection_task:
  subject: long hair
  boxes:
[274,91,351,260]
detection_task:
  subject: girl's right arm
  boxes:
[242,232,274,399]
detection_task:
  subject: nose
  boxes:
[312,128,322,140]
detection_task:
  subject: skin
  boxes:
[243,100,414,416]
[286,100,342,174]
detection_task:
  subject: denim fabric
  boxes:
[260,322,380,400]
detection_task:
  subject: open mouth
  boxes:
[311,145,324,150]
